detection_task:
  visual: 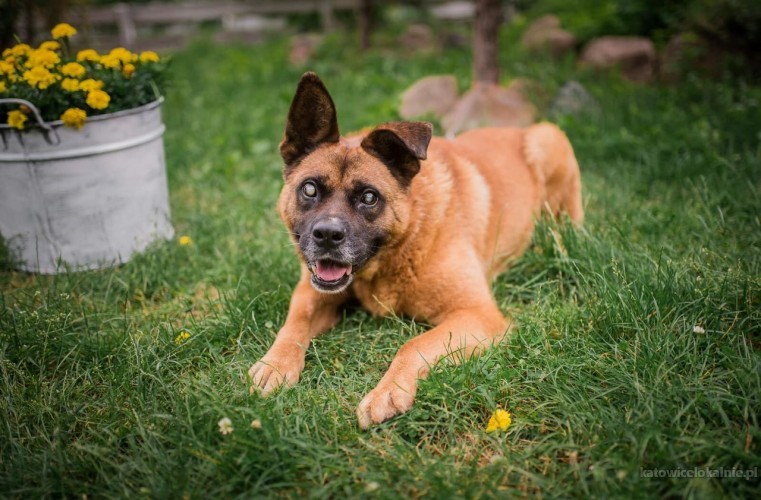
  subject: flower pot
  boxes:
[0,98,174,273]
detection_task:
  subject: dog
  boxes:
[249,72,583,429]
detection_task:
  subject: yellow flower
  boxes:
[174,331,191,345]
[139,50,160,63]
[0,60,13,76]
[3,43,31,58]
[61,62,86,78]
[79,78,103,91]
[60,78,80,92]
[38,41,60,51]
[123,63,135,78]
[486,409,512,433]
[23,66,58,89]
[51,23,77,39]
[0,81,6,93]
[60,108,87,129]
[76,49,100,62]
[179,235,192,246]
[86,89,110,110]
[99,54,121,69]
[25,49,60,68]
[7,110,28,130]
[109,47,136,63]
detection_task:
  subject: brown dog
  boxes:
[249,73,583,429]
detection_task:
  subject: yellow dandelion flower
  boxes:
[0,81,6,93]
[60,78,80,92]
[174,331,191,345]
[76,49,100,62]
[7,110,28,130]
[38,41,60,52]
[61,62,86,78]
[123,63,135,78]
[60,108,87,129]
[179,235,192,246]
[109,47,136,63]
[51,23,77,39]
[79,78,103,91]
[25,49,60,68]
[139,50,160,63]
[486,409,512,433]
[86,89,110,110]
[22,66,58,89]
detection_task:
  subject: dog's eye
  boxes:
[302,182,317,198]
[361,190,378,206]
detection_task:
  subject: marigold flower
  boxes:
[60,107,87,129]
[179,235,192,246]
[60,78,80,92]
[76,49,100,62]
[139,50,160,63]
[79,78,103,91]
[123,63,135,78]
[99,54,121,69]
[38,41,61,51]
[51,23,77,39]
[61,62,86,78]
[0,60,14,76]
[4,43,31,58]
[174,331,191,345]
[0,81,6,93]
[218,417,234,435]
[25,49,60,68]
[86,89,110,110]
[23,66,58,89]
[7,110,28,130]
[109,47,136,63]
[486,409,512,433]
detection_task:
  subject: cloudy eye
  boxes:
[302,181,317,198]
[361,190,378,206]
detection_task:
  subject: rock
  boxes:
[661,33,724,81]
[400,24,437,53]
[399,75,459,120]
[549,81,598,117]
[580,36,657,83]
[521,15,577,57]
[442,81,537,137]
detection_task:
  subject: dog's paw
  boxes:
[356,378,417,430]
[248,354,304,396]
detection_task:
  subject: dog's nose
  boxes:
[312,219,347,248]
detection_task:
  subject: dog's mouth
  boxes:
[310,259,353,293]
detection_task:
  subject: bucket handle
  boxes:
[0,98,61,145]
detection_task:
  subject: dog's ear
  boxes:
[360,121,433,187]
[280,72,340,170]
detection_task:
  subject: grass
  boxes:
[1,19,760,498]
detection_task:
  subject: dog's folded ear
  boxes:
[360,122,433,187]
[280,72,340,170]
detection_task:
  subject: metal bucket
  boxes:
[0,98,174,273]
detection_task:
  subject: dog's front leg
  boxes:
[357,304,511,429]
[249,267,343,395]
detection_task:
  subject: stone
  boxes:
[399,75,459,120]
[580,36,657,83]
[549,81,598,117]
[521,15,577,57]
[442,81,537,137]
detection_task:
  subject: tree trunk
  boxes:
[359,0,374,51]
[473,0,502,84]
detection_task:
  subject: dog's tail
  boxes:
[523,122,584,225]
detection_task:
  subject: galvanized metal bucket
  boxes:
[0,98,174,273]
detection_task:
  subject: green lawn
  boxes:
[1,25,760,498]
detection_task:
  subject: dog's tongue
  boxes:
[315,260,351,282]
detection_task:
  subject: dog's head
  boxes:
[277,72,432,294]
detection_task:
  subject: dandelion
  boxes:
[76,49,100,62]
[693,325,706,334]
[51,23,77,39]
[61,62,86,78]
[139,50,160,63]
[486,409,512,433]
[250,419,262,429]
[179,235,192,246]
[79,78,103,91]
[60,78,80,92]
[86,89,110,110]
[218,417,233,435]
[7,110,28,130]
[23,66,58,89]
[174,330,191,345]
[60,108,87,129]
